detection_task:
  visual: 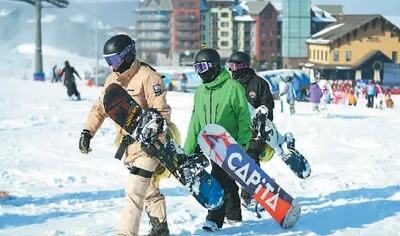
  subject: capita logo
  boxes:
[225,150,279,212]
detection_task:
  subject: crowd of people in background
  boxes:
[290,78,395,112]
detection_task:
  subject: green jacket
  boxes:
[184,69,252,154]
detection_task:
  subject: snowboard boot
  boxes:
[146,215,169,236]
[241,189,256,209]
[225,217,241,225]
[284,132,295,150]
[202,220,220,232]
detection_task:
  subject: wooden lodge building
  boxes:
[303,15,400,85]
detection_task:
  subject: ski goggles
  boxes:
[227,61,249,72]
[103,41,135,69]
[194,62,214,74]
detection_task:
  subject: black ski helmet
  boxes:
[103,34,136,73]
[194,48,221,83]
[194,48,221,66]
[227,51,251,65]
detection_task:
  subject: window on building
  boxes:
[221,22,229,27]
[325,51,328,61]
[179,1,184,7]
[333,51,339,62]
[221,41,228,47]
[313,50,315,60]
[393,51,398,62]
[221,31,228,37]
[317,50,319,60]
[221,12,229,18]
[345,51,352,62]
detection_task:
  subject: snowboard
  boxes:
[198,124,301,229]
[103,83,224,210]
[251,105,311,179]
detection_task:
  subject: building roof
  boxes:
[316,5,343,16]
[307,15,400,45]
[234,15,255,22]
[311,5,337,23]
[136,0,172,12]
[386,15,400,28]
[247,0,270,15]
[233,0,249,16]
[270,0,282,12]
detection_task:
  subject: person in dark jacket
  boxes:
[184,48,251,232]
[227,51,275,208]
[61,60,82,100]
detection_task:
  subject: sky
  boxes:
[312,0,400,16]
[69,0,400,17]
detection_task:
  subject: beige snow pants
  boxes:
[116,147,167,236]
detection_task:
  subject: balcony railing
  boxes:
[137,33,170,40]
[136,23,170,31]
[177,32,200,41]
[177,15,197,22]
[176,44,200,50]
[176,23,198,31]
[137,14,170,22]
[137,41,171,49]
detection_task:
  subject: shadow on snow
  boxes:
[1,185,399,234]
[0,189,125,208]
[0,186,189,229]
[0,212,85,229]
[179,185,400,235]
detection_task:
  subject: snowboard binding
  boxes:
[133,108,166,147]
[179,152,210,184]
[152,138,210,185]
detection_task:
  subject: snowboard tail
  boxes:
[250,105,311,179]
[198,124,301,229]
[103,83,224,210]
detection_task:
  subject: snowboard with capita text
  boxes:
[103,83,224,210]
[198,124,301,229]
[250,105,311,179]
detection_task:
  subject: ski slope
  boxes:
[1,78,399,236]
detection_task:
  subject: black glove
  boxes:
[79,129,92,154]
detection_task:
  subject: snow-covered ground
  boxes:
[1,78,400,236]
